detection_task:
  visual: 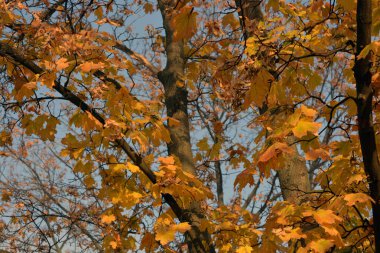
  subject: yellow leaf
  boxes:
[72,147,85,159]
[236,245,253,253]
[101,214,116,224]
[171,6,197,41]
[112,163,127,172]
[268,81,286,106]
[357,42,380,59]
[155,228,175,245]
[220,244,232,252]
[127,162,140,173]
[173,222,191,233]
[243,69,273,108]
[246,37,258,55]
[300,105,318,118]
[347,174,366,184]
[197,138,210,151]
[292,120,321,138]
[287,109,302,126]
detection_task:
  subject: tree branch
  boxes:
[0,41,199,247]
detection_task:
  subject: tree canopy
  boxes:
[0,0,380,252]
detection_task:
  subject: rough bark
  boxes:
[157,1,196,175]
[215,159,224,206]
[354,0,380,249]
[157,1,215,252]
[279,136,310,203]
[235,0,311,204]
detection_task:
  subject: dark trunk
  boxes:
[215,159,224,206]
[354,0,380,249]
[157,1,215,252]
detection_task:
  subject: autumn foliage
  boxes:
[0,0,380,252]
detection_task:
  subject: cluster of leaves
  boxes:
[0,0,379,252]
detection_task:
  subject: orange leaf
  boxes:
[79,61,105,72]
[305,148,330,161]
[234,169,255,189]
[344,193,374,206]
[173,222,191,233]
[303,209,342,226]
[109,241,118,249]
[259,142,294,163]
[101,214,116,224]
[56,58,70,71]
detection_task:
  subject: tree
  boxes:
[0,0,380,252]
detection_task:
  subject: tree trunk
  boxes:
[279,136,310,203]
[157,1,215,252]
[354,0,380,249]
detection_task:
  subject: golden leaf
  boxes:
[171,6,197,41]
[309,239,334,253]
[236,245,253,253]
[127,162,140,173]
[292,120,321,138]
